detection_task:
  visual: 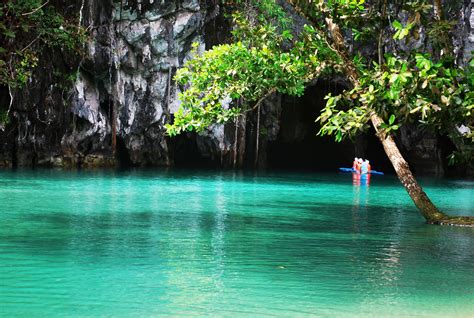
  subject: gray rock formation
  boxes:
[66,0,221,167]
[461,0,474,65]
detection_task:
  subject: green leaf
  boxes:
[392,20,403,30]
[389,114,395,125]
[282,30,293,40]
[389,74,399,83]
[3,29,15,38]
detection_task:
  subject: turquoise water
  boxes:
[0,170,473,317]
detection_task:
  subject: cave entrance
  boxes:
[172,133,218,168]
[116,137,133,169]
[266,82,393,173]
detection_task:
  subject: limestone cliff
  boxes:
[0,0,227,168]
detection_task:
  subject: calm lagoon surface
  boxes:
[0,169,473,317]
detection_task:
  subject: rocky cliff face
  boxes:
[462,0,474,64]
[0,0,227,168]
[0,0,472,174]
[67,0,229,167]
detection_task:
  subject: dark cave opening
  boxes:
[116,137,134,168]
[438,134,466,177]
[266,82,394,173]
[172,133,218,168]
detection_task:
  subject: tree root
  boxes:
[427,216,474,227]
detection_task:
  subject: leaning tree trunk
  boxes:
[370,114,446,223]
[370,113,474,226]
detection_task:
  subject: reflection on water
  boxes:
[0,170,473,317]
[352,173,371,186]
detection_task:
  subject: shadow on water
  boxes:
[3,202,473,260]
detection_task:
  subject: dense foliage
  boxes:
[319,54,474,141]
[167,25,336,134]
[0,0,85,126]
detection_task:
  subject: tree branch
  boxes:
[244,88,276,114]
[21,1,49,16]
[20,34,41,52]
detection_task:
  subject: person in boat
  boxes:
[357,158,363,173]
[352,157,362,173]
[360,159,371,174]
[352,157,359,172]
